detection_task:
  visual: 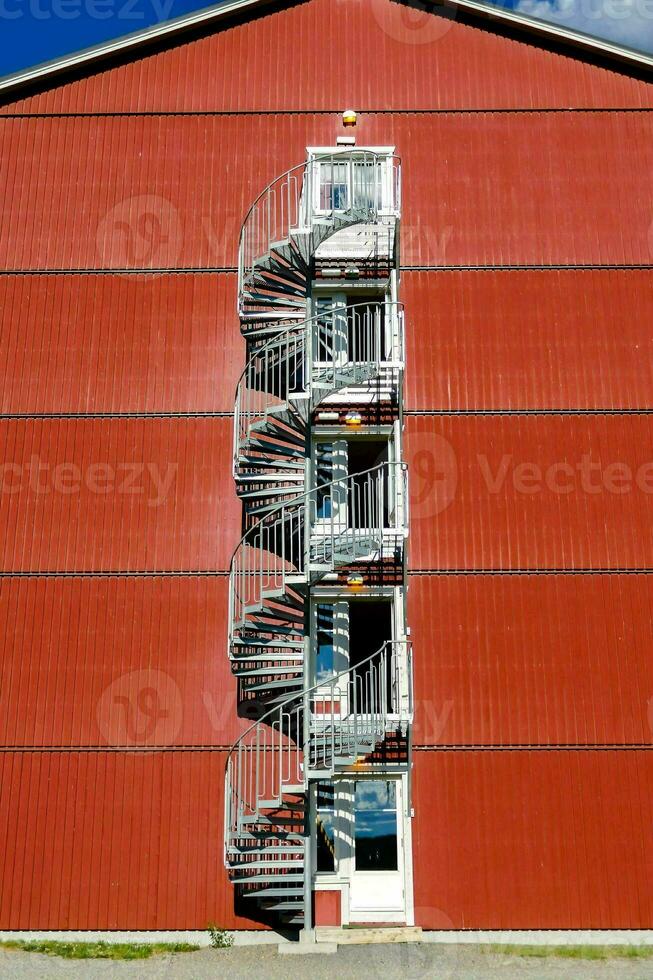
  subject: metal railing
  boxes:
[232,322,306,480]
[238,151,401,304]
[228,462,408,648]
[233,302,405,479]
[224,638,413,863]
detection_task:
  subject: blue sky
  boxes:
[0,0,650,81]
[491,0,653,56]
[0,0,225,78]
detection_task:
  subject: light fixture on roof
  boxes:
[342,109,357,127]
[345,410,362,427]
[347,573,364,590]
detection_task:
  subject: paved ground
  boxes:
[0,944,651,980]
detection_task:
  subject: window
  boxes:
[354,780,398,872]
[315,603,335,683]
[315,442,334,519]
[317,159,385,213]
[319,161,349,211]
[316,782,336,873]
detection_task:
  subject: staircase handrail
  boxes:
[228,460,409,644]
[238,151,402,301]
[233,301,406,478]
[223,637,413,864]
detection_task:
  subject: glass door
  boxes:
[349,779,405,919]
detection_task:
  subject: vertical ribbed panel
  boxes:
[0,577,249,746]
[410,573,653,746]
[0,274,241,414]
[407,414,653,570]
[1,0,652,113]
[1,114,651,270]
[0,0,652,935]
[0,751,263,929]
[413,750,653,929]
[0,418,239,571]
[404,270,653,411]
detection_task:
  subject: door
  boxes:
[313,295,348,381]
[312,157,387,215]
[312,439,349,545]
[311,601,350,724]
[349,778,406,920]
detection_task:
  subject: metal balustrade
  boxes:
[228,461,408,661]
[224,639,413,863]
[233,302,405,498]
[226,149,409,930]
[238,151,401,323]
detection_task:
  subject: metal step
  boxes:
[241,887,304,898]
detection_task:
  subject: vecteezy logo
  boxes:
[96,194,183,268]
[406,426,459,519]
[96,669,183,746]
[369,0,457,45]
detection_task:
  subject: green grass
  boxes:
[0,939,200,960]
[488,944,653,961]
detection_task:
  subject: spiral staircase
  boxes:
[224,149,412,932]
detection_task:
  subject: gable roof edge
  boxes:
[0,0,651,99]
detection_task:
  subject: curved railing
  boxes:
[224,638,413,866]
[228,461,409,654]
[233,301,405,481]
[238,151,402,315]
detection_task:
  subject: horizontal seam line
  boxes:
[407,568,653,576]
[1,109,652,119]
[0,745,232,752]
[0,571,230,578]
[412,744,653,751]
[0,413,232,420]
[0,744,650,753]
[0,267,237,276]
[404,409,653,416]
[402,264,653,272]
[2,570,652,579]
[0,265,649,276]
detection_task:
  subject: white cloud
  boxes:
[514,0,653,52]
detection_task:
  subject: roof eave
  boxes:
[0,0,651,98]
[0,0,270,96]
[449,0,653,71]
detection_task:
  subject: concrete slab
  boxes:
[277,942,338,955]
[316,926,423,945]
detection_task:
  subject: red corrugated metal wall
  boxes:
[0,577,246,746]
[2,0,652,113]
[0,0,652,931]
[0,752,262,929]
[0,418,239,571]
[410,574,653,746]
[412,750,653,928]
[1,113,651,269]
[404,271,653,411]
[406,414,653,570]
[0,274,241,414]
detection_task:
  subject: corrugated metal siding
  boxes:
[0,576,248,746]
[412,749,653,928]
[404,270,653,411]
[1,113,652,270]
[2,0,653,113]
[410,573,653,746]
[406,414,653,570]
[0,418,240,571]
[0,274,240,414]
[0,0,651,934]
[0,750,262,929]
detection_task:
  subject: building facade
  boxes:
[0,0,652,933]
